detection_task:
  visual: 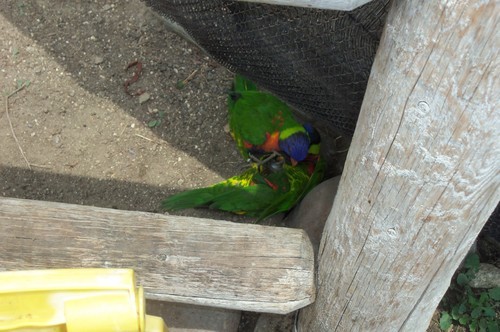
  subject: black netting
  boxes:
[144,0,391,137]
[143,0,500,250]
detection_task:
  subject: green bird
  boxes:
[162,75,325,220]
[162,152,325,220]
[228,75,311,165]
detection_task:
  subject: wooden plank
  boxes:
[237,0,374,11]
[0,197,315,314]
[298,0,499,330]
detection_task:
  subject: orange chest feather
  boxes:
[243,131,280,152]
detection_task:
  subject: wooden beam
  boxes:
[298,0,499,330]
[237,0,374,11]
[0,197,315,314]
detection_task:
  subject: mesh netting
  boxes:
[144,0,499,250]
[144,0,391,137]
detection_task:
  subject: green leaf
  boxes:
[469,320,478,331]
[457,273,469,286]
[459,314,470,325]
[451,305,461,319]
[471,306,482,319]
[489,287,500,301]
[439,312,452,331]
[464,253,480,271]
[479,317,488,332]
[147,119,161,128]
[483,306,496,317]
[16,79,30,89]
[176,80,185,89]
[469,293,479,306]
[458,302,468,314]
[478,292,489,305]
[487,320,499,332]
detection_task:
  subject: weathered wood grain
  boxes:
[237,0,374,11]
[0,197,315,314]
[299,0,499,330]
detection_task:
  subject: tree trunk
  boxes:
[298,0,499,330]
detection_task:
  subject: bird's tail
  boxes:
[161,187,220,211]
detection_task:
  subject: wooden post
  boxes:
[298,0,499,330]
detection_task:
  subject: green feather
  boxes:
[162,75,326,221]
[228,75,309,159]
[162,154,326,220]
[257,156,326,220]
[162,165,276,216]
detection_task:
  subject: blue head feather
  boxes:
[303,123,321,144]
[279,132,310,162]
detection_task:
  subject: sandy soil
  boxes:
[0,0,253,223]
[0,3,276,329]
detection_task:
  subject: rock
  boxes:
[470,263,500,289]
[285,176,341,256]
[93,56,104,65]
[139,92,151,104]
[51,134,63,148]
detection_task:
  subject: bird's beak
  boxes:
[291,158,298,166]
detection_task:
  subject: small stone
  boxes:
[285,176,341,256]
[102,4,112,11]
[470,263,500,289]
[93,56,104,65]
[138,93,151,104]
[51,134,62,147]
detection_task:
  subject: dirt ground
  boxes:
[0,0,255,222]
[0,1,267,330]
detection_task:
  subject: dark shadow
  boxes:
[0,0,236,178]
[0,165,249,222]
[146,300,241,331]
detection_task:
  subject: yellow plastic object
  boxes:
[0,269,167,332]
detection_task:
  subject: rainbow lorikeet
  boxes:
[228,75,311,165]
[162,152,325,220]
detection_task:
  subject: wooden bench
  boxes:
[0,197,314,314]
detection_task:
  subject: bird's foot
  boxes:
[248,151,281,166]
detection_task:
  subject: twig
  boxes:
[134,133,154,142]
[5,83,31,170]
[175,68,200,89]
[181,69,199,85]
[30,163,53,169]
